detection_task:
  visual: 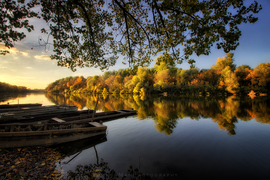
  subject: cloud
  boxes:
[34,55,51,60]
[26,67,32,69]
[20,51,29,57]
[0,43,29,57]
[1,60,8,64]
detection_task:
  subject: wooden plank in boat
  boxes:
[51,117,66,123]
[89,122,106,128]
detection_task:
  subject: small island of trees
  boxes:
[45,53,270,97]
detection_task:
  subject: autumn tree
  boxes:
[211,53,238,93]
[184,68,199,85]
[211,53,236,72]
[137,67,154,88]
[103,71,114,80]
[1,0,262,70]
[154,53,176,74]
[245,69,257,88]
[104,74,123,93]
[86,75,100,93]
[235,65,252,87]
[104,75,115,91]
[175,69,187,86]
[124,75,140,93]
[154,70,171,88]
[198,69,220,86]
[153,53,177,89]
[254,63,270,89]
[221,66,239,94]
[72,76,86,90]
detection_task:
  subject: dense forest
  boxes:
[45,53,270,97]
[0,82,44,93]
[0,82,28,92]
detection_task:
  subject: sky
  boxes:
[0,0,269,89]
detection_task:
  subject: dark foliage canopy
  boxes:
[0,0,262,71]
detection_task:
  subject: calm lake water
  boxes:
[1,93,270,179]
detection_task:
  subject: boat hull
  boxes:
[0,125,107,148]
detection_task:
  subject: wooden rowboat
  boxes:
[0,108,136,148]
[0,110,93,124]
[48,109,137,124]
[0,105,79,123]
[0,109,137,148]
[0,109,136,125]
[0,121,107,148]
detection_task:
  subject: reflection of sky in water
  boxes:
[58,117,270,179]
[0,93,54,106]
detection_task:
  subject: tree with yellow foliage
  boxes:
[254,63,270,88]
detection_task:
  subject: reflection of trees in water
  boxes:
[69,94,87,109]
[46,93,270,135]
[84,95,131,111]
[236,99,254,121]
[252,100,270,124]
[45,93,66,106]
[0,93,28,103]
[58,136,151,180]
[65,159,118,179]
[233,98,270,124]
[45,93,87,109]
[64,159,151,180]
[211,96,239,135]
[212,115,237,135]
[152,99,178,135]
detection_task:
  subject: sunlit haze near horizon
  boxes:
[0,0,269,89]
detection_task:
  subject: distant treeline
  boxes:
[0,82,44,93]
[0,82,28,92]
[45,53,270,96]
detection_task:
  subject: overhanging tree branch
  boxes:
[113,0,151,50]
[0,0,262,70]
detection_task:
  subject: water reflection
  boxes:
[63,159,151,180]
[56,135,151,180]
[0,92,52,106]
[0,93,28,103]
[45,93,270,136]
